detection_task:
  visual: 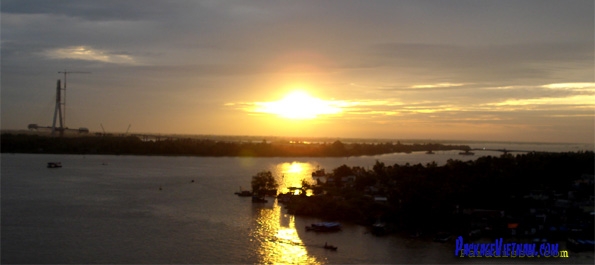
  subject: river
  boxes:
[1,142,593,264]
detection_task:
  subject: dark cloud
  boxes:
[1,0,187,21]
[362,41,593,85]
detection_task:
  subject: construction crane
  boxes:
[58,70,91,129]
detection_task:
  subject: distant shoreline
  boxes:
[1,133,472,157]
[1,129,591,146]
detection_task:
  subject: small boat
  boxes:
[235,190,253,197]
[459,151,475,155]
[47,162,62,168]
[235,186,253,197]
[306,222,341,232]
[324,243,338,251]
[425,150,435,154]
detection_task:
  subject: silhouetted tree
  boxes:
[251,171,278,196]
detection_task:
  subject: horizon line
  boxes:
[2,129,593,146]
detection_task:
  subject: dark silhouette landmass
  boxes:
[0,133,470,157]
[279,151,594,244]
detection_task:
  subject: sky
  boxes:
[2,0,594,143]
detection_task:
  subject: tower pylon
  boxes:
[51,80,64,136]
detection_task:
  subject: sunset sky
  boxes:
[2,0,593,143]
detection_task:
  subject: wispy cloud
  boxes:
[542,82,595,91]
[489,95,595,109]
[410,83,465,89]
[229,80,595,130]
[43,46,137,64]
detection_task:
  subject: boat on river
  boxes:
[235,190,253,197]
[324,242,338,251]
[47,162,62,168]
[306,222,341,232]
[234,186,253,197]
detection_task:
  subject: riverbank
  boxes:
[276,151,594,248]
[1,133,470,157]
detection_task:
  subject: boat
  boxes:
[306,222,341,232]
[425,150,435,154]
[323,243,338,251]
[234,190,253,197]
[47,162,62,168]
[235,186,253,197]
[459,151,475,155]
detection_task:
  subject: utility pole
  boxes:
[58,70,91,128]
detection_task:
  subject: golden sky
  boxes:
[2,0,593,143]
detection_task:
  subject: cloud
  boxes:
[228,79,595,131]
[43,46,137,64]
[365,42,593,85]
[410,83,465,89]
[542,82,595,91]
[1,0,188,21]
[489,95,595,109]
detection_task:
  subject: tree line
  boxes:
[284,151,595,234]
[0,133,470,157]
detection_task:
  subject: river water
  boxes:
[2,142,593,264]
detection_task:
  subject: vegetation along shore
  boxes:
[1,133,470,157]
[272,151,594,248]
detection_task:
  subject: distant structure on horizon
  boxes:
[27,71,90,136]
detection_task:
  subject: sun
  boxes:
[255,91,342,119]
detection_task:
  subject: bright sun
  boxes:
[255,91,342,119]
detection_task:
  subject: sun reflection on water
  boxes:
[251,201,321,264]
[274,162,317,194]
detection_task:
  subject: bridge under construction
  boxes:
[27,71,90,136]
